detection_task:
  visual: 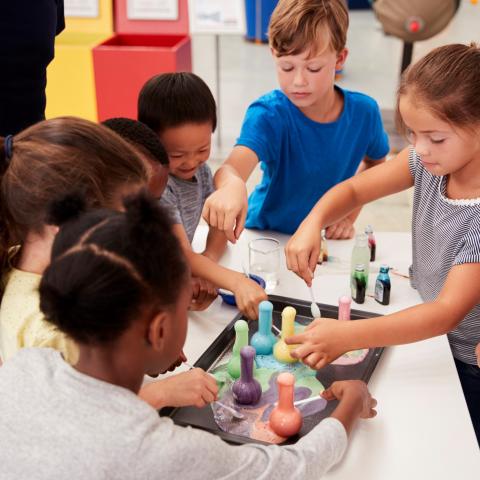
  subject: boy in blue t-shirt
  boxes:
[203,0,389,241]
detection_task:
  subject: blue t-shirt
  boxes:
[237,88,389,234]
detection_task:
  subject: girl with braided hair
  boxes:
[0,190,376,478]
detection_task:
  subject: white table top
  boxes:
[184,227,480,478]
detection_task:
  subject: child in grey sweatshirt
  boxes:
[0,191,377,479]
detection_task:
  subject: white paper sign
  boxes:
[188,0,246,34]
[64,0,99,18]
[127,0,179,20]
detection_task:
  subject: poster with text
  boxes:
[127,0,179,20]
[188,0,245,34]
[64,0,99,17]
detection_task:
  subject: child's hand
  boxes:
[285,318,350,369]
[234,275,268,320]
[476,343,480,368]
[139,369,218,409]
[190,277,218,311]
[285,221,322,286]
[202,177,248,243]
[325,218,355,240]
[323,380,377,419]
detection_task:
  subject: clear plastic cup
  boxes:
[248,237,280,293]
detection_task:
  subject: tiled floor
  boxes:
[192,2,480,232]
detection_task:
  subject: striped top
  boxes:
[159,163,214,243]
[409,149,480,365]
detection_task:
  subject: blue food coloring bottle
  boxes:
[375,265,391,305]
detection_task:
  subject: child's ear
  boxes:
[146,310,169,351]
[44,224,59,237]
[335,48,348,71]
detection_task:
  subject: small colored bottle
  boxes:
[317,230,329,264]
[351,234,370,287]
[375,265,391,305]
[351,264,367,304]
[269,372,303,437]
[251,300,276,355]
[365,225,376,262]
[227,320,249,379]
[232,346,262,405]
[338,295,351,321]
[273,307,298,364]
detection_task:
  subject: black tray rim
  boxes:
[160,294,384,446]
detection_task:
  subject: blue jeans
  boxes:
[455,358,480,448]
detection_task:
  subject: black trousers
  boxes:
[455,358,480,448]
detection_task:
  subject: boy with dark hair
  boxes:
[102,117,169,199]
[138,72,217,135]
[139,73,217,244]
[138,73,266,319]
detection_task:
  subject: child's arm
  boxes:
[322,380,377,435]
[139,368,218,409]
[140,381,376,478]
[286,148,414,284]
[173,224,267,319]
[202,146,259,243]
[202,227,227,263]
[286,262,480,369]
[325,156,386,240]
[190,276,218,311]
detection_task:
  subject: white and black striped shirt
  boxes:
[409,149,480,365]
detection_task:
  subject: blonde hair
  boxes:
[268,0,349,57]
[396,43,480,134]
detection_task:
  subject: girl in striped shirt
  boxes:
[285,43,480,444]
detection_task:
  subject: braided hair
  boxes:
[40,190,188,344]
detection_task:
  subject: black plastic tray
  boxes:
[160,294,383,445]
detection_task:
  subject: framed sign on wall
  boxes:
[188,0,245,35]
[64,0,99,17]
[127,0,179,20]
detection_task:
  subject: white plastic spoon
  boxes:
[307,270,322,318]
[274,396,324,407]
[215,401,245,419]
[237,242,250,279]
[272,324,281,335]
[294,396,324,407]
[309,286,321,318]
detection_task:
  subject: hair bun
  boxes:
[39,282,78,329]
[124,189,170,228]
[46,193,87,226]
[123,189,173,256]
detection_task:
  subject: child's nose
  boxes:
[414,138,430,157]
[183,152,195,163]
[293,69,307,86]
[184,154,200,168]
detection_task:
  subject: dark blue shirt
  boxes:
[0,0,64,136]
[237,88,389,234]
